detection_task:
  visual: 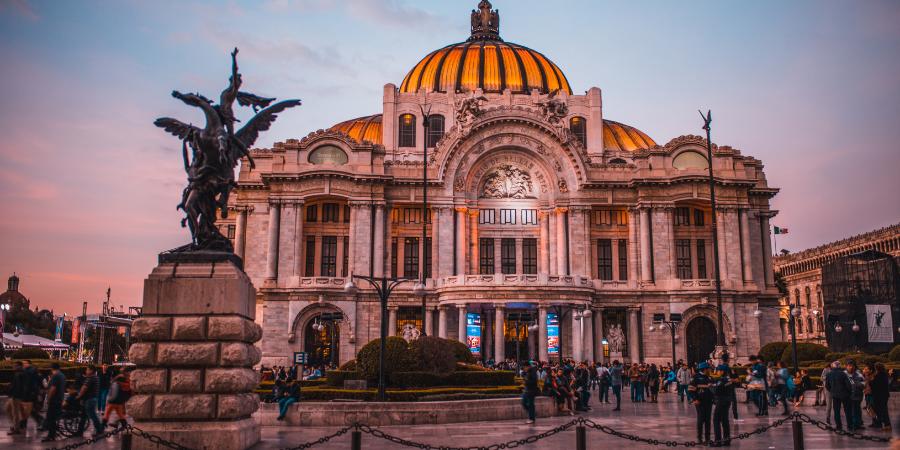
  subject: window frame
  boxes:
[501,238,516,274]
[399,113,416,148]
[425,114,445,148]
[479,238,495,275]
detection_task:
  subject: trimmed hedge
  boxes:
[325,370,365,387]
[10,347,50,359]
[824,352,849,363]
[448,340,476,364]
[388,370,515,388]
[759,342,789,363]
[456,363,488,372]
[889,345,900,362]
[780,343,828,364]
[339,360,358,371]
[410,336,457,374]
[356,337,417,381]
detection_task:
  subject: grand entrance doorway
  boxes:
[685,316,717,366]
[304,312,341,367]
[504,311,535,362]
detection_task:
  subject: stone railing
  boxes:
[436,274,593,289]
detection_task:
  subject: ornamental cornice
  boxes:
[227,205,255,213]
[348,200,373,209]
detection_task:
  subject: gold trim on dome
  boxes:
[329,114,383,144]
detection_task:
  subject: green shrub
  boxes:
[448,340,476,364]
[824,352,849,363]
[356,337,416,381]
[853,354,889,367]
[339,359,358,371]
[780,343,828,364]
[325,370,365,387]
[759,342,789,362]
[888,345,900,362]
[455,363,488,372]
[388,370,515,388]
[409,336,457,374]
[11,347,50,360]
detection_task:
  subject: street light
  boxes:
[788,305,801,374]
[418,101,433,337]
[344,274,416,401]
[699,110,727,357]
[651,314,682,369]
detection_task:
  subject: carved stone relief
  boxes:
[480,164,536,199]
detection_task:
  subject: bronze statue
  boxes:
[155,48,300,253]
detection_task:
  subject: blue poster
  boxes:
[547,312,560,355]
[54,316,64,342]
[466,313,482,355]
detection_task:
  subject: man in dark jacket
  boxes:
[825,362,852,430]
[6,361,25,435]
[712,358,738,447]
[41,363,66,442]
[522,361,539,424]
[690,362,714,444]
[574,362,591,412]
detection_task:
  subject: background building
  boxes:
[225,1,782,367]
[774,223,900,347]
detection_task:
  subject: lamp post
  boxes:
[699,110,727,357]
[416,102,433,336]
[344,275,416,401]
[788,304,801,374]
[833,319,862,352]
[649,315,682,369]
[0,303,9,358]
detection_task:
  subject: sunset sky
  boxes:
[1,0,898,316]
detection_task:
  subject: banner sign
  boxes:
[866,304,894,343]
[547,312,560,355]
[54,316,64,342]
[466,313,482,355]
[71,318,80,344]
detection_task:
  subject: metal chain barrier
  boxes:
[793,412,891,443]
[279,425,353,450]
[46,424,129,450]
[355,419,582,450]
[583,413,796,447]
[127,424,197,450]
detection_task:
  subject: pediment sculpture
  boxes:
[481,164,536,199]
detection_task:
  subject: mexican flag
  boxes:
[773,226,789,235]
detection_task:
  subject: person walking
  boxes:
[610,360,623,411]
[76,366,106,437]
[690,362,714,445]
[825,360,852,431]
[597,363,610,404]
[820,362,836,425]
[97,365,113,414]
[870,363,891,431]
[41,363,67,442]
[102,373,131,429]
[648,364,660,403]
[677,363,691,403]
[6,361,25,435]
[712,359,737,447]
[574,362,591,412]
[773,361,790,415]
[522,361,539,424]
[17,360,41,435]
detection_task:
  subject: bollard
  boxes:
[576,425,586,450]
[121,431,133,450]
[792,419,804,450]
[351,430,362,450]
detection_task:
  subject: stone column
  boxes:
[515,238,524,274]
[594,308,605,363]
[373,204,385,278]
[666,208,677,279]
[583,310,594,362]
[455,208,467,276]
[431,207,440,279]
[639,207,652,282]
[740,209,754,282]
[548,210,558,275]
[438,307,448,338]
[347,204,357,275]
[539,210,551,275]
[277,202,296,280]
[469,210,480,274]
[457,304,467,344]
[437,207,454,278]
[569,208,588,277]
[129,257,262,450]
[494,305,505,362]
[292,203,304,277]
[265,202,281,282]
[388,307,398,337]
[572,308,583,362]
[627,308,641,362]
[538,306,549,362]
[425,307,434,336]
[761,215,775,286]
[555,208,568,275]
[627,209,639,282]
[234,208,248,260]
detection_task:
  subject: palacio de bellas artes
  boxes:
[2,0,900,449]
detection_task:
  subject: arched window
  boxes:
[399,113,416,148]
[794,289,801,306]
[797,319,803,334]
[816,286,822,306]
[569,116,587,146]
[609,158,627,165]
[805,286,812,309]
[673,151,709,170]
[425,115,445,148]
[807,317,814,335]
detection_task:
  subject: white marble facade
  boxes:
[223,1,782,368]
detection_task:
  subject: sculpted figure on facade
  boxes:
[481,164,535,199]
[536,89,569,126]
[608,324,626,353]
[401,323,421,342]
[455,94,488,135]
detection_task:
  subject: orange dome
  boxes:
[328,114,655,152]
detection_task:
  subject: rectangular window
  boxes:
[675,207,691,226]
[306,205,318,222]
[322,203,340,223]
[479,209,495,224]
[342,236,349,277]
[226,224,236,239]
[521,209,538,225]
[595,210,627,226]
[424,237,433,279]
[321,236,337,277]
[479,238,495,275]
[693,209,705,226]
[499,209,516,225]
[391,208,399,224]
[403,237,419,278]
[676,239,692,279]
[522,239,538,274]
[618,239,628,281]
[403,208,422,224]
[595,210,611,226]
[399,114,416,148]
[598,239,613,280]
[304,237,316,277]
[390,238,398,277]
[696,239,707,279]
[344,204,351,223]
[614,209,627,226]
[501,238,516,274]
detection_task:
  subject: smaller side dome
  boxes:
[603,120,656,152]
[329,114,383,144]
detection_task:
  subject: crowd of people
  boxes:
[5,362,131,442]
[517,354,894,446]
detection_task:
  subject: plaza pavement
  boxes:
[0,388,896,449]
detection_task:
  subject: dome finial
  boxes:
[470,0,501,41]
[8,273,19,292]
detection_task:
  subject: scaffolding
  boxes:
[821,250,900,353]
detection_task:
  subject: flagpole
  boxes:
[773,226,777,256]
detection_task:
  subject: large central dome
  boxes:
[400,1,571,95]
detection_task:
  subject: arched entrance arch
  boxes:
[685,316,717,366]
[290,303,345,368]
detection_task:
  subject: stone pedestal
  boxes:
[127,257,263,450]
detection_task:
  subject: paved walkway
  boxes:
[0,389,895,449]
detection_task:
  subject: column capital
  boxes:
[538,209,553,219]
[373,202,387,210]
[228,204,255,213]
[456,303,468,309]
[455,206,468,214]
[468,209,480,218]
[387,306,399,311]
[554,207,569,214]
[348,200,371,209]
[493,303,505,310]
[431,205,452,213]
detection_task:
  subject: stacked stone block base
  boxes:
[127,260,263,450]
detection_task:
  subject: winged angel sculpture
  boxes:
[155,48,300,253]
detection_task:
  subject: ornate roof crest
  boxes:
[469,0,501,41]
